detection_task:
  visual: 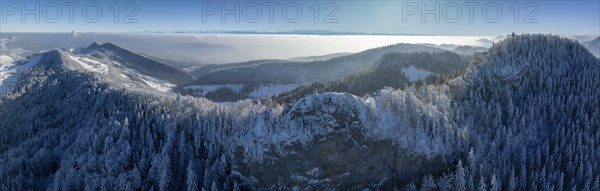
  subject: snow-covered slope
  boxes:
[68,47,178,93]
[0,37,38,60]
[1,37,26,64]
[0,55,14,65]
[0,55,41,94]
[67,54,109,74]
[80,42,194,85]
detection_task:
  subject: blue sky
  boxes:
[1,0,599,36]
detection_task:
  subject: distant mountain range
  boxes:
[182,43,482,101]
[188,43,449,84]
[582,37,600,58]
[288,52,354,62]
[141,29,433,36]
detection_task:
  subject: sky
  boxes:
[0,0,599,36]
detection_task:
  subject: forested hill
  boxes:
[276,51,468,103]
[446,34,600,191]
[0,34,598,190]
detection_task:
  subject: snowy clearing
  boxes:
[402,66,433,82]
[68,55,109,74]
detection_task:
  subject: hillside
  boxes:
[277,51,468,103]
[582,37,600,58]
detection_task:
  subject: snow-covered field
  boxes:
[402,66,434,82]
[127,68,176,93]
[68,55,109,74]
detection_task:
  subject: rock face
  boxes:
[234,93,450,190]
[236,133,448,190]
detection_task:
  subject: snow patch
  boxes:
[0,55,14,65]
[137,76,175,92]
[68,55,109,74]
[126,68,176,93]
[402,65,433,82]
[306,167,322,177]
[119,73,131,80]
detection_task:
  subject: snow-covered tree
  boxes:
[454,161,466,191]
[421,175,436,191]
[490,174,500,191]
